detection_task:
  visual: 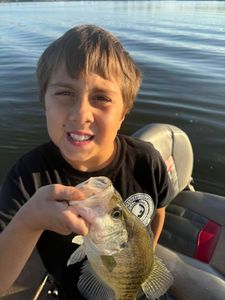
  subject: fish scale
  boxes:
[88,206,154,299]
[67,176,173,300]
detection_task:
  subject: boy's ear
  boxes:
[121,113,126,122]
[41,99,46,111]
[118,113,126,130]
[39,96,46,110]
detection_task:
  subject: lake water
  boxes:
[0,1,225,196]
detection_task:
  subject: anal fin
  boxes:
[141,256,173,299]
[78,260,115,300]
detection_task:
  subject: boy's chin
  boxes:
[59,150,92,170]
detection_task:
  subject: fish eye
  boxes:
[111,207,122,219]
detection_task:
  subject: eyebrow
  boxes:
[92,87,117,94]
[49,82,74,89]
[49,82,117,94]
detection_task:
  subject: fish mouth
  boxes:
[90,229,128,254]
[92,229,126,242]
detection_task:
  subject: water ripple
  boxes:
[0,1,225,196]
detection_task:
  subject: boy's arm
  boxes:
[150,207,166,251]
[0,216,43,294]
[0,184,88,294]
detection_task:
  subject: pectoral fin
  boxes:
[100,255,117,273]
[141,256,173,299]
[72,235,84,245]
[67,245,86,266]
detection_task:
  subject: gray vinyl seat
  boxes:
[133,123,225,300]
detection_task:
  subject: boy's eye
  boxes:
[93,95,112,103]
[56,91,73,96]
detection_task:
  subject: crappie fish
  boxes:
[67,176,173,300]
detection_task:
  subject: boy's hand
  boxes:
[16,184,89,236]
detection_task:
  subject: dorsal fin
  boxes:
[78,260,115,300]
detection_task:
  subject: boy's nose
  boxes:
[69,96,94,124]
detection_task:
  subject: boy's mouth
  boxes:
[67,132,94,142]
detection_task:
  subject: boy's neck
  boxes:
[61,139,118,173]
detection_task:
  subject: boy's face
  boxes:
[44,64,125,171]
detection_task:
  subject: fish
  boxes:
[67,176,173,300]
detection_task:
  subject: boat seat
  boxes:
[133,123,225,299]
[0,248,48,300]
[133,123,194,200]
[156,244,225,300]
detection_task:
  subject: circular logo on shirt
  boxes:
[124,193,154,226]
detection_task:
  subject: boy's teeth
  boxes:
[70,133,91,141]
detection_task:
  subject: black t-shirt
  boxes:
[0,134,170,299]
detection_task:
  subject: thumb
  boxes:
[49,184,85,202]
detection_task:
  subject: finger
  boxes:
[64,209,89,236]
[49,184,85,202]
[75,218,89,236]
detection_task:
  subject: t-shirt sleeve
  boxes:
[129,136,172,209]
[0,164,30,232]
[152,149,171,208]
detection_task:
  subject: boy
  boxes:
[0,25,171,299]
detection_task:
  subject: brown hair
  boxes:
[36,24,142,114]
